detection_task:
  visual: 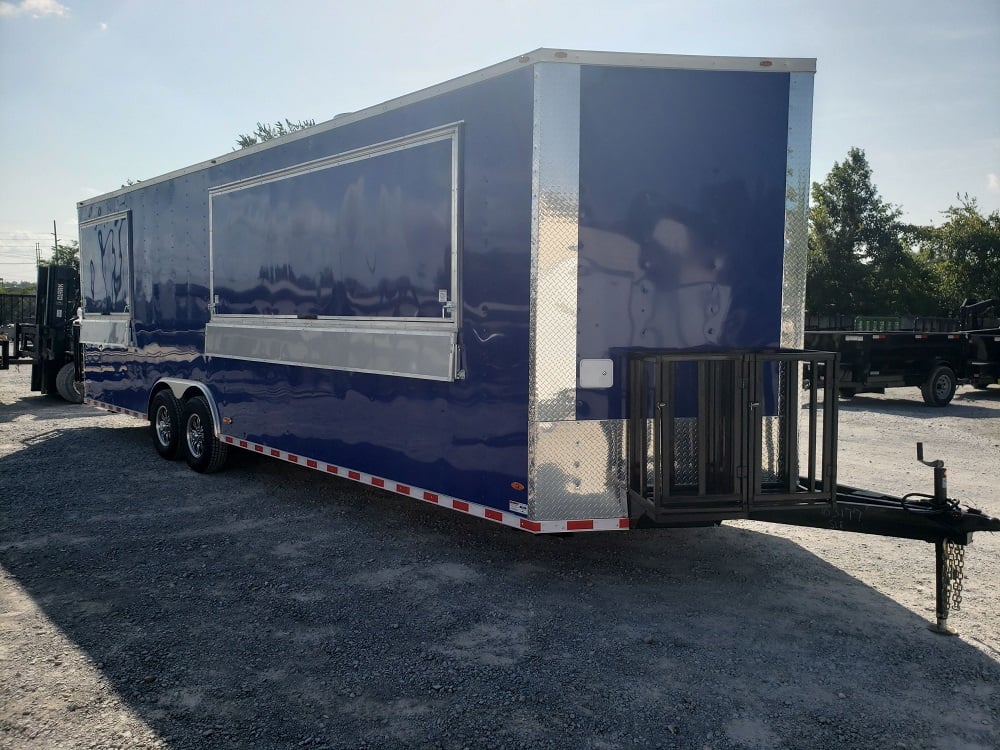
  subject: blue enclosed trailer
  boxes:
[77,49,998,629]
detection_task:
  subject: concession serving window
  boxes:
[205,124,462,381]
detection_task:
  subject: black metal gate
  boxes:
[627,350,839,524]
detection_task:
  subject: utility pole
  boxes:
[53,220,58,254]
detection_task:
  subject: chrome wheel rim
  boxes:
[186,413,204,458]
[155,404,172,446]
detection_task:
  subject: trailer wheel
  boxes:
[182,395,229,473]
[921,365,957,407]
[55,362,84,404]
[150,390,182,460]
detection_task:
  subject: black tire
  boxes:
[55,362,84,403]
[838,387,857,399]
[181,395,229,473]
[150,390,182,460]
[920,365,957,407]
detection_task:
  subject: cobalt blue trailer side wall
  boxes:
[81,67,536,509]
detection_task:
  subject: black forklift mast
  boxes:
[628,350,1000,634]
[11,265,83,401]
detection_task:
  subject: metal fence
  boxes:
[0,293,34,325]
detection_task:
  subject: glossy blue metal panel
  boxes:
[80,67,534,510]
[576,66,791,420]
[80,214,131,315]
[212,138,454,319]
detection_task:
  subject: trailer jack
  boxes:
[915,442,966,635]
[750,443,1000,635]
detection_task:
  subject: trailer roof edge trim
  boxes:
[77,48,816,208]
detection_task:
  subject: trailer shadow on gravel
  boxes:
[0,391,98,424]
[2,423,999,750]
[823,390,1000,421]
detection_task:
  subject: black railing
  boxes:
[628,350,838,524]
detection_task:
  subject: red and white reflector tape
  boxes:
[221,434,630,535]
[81,398,631,534]
[84,398,146,419]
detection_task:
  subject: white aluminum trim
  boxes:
[79,316,133,348]
[208,125,461,333]
[779,72,816,349]
[205,319,457,381]
[528,63,580,423]
[208,123,460,196]
[211,315,453,331]
[79,49,814,207]
[79,209,130,229]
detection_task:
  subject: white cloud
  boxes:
[99,21,107,31]
[988,173,1000,193]
[0,0,69,18]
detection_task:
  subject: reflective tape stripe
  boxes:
[84,398,145,419]
[217,434,628,535]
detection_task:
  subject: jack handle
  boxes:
[916,442,948,506]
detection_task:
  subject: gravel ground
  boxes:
[1,365,998,750]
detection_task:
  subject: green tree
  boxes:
[807,148,937,315]
[235,118,316,149]
[41,241,79,272]
[917,197,1000,313]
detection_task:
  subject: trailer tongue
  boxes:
[752,460,1000,636]
[627,350,1000,634]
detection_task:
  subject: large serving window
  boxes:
[79,210,134,348]
[205,125,462,381]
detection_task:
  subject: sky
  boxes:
[0,0,997,283]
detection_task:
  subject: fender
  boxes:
[148,379,221,434]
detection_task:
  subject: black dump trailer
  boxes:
[10,265,83,403]
[967,327,1000,391]
[804,300,1000,406]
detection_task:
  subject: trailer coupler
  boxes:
[749,444,1000,635]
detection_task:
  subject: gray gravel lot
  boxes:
[1,365,998,750]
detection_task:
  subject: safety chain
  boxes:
[943,539,965,612]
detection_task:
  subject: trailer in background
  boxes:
[804,300,1000,405]
[76,49,998,632]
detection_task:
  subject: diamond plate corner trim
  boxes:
[780,72,815,350]
[528,420,628,520]
[529,63,580,423]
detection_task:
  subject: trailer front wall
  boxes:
[575,65,792,420]
[526,63,812,521]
